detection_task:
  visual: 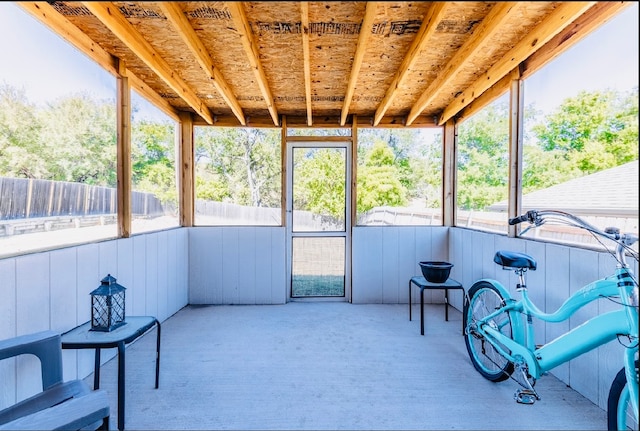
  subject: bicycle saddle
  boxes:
[493,250,537,270]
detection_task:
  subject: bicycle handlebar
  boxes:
[511,209,639,267]
[508,210,537,225]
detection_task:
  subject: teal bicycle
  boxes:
[463,209,638,430]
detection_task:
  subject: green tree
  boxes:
[294,147,346,220]
[358,128,420,193]
[532,89,638,174]
[522,88,639,193]
[195,127,281,207]
[131,120,176,206]
[0,84,42,178]
[357,140,408,213]
[457,102,510,210]
[37,93,117,185]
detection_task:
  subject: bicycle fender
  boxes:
[473,278,526,345]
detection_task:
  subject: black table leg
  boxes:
[444,289,449,321]
[155,320,161,389]
[93,348,101,389]
[420,287,425,336]
[409,280,413,321]
[117,341,125,431]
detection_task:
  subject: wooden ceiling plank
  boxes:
[300,2,312,126]
[82,1,214,125]
[226,2,279,127]
[406,2,518,126]
[159,2,246,126]
[373,2,448,127]
[438,1,596,125]
[18,2,181,122]
[340,1,377,127]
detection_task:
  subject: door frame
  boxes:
[285,136,352,302]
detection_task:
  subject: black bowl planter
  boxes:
[419,261,453,283]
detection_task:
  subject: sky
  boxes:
[0,2,638,122]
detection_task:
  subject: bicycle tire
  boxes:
[464,281,515,382]
[607,360,639,430]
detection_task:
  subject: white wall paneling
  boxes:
[0,228,188,410]
[352,226,449,305]
[188,227,286,305]
[1,223,635,415]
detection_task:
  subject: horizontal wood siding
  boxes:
[0,228,188,410]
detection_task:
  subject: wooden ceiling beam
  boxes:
[159,2,246,126]
[82,2,214,125]
[455,68,519,125]
[18,2,116,75]
[406,2,518,126]
[18,2,181,123]
[300,2,312,126]
[521,1,631,81]
[193,114,438,129]
[438,1,596,125]
[373,2,448,127]
[340,2,377,127]
[226,2,279,127]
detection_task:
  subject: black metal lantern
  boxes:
[90,274,126,332]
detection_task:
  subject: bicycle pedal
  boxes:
[514,389,538,404]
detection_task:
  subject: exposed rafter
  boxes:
[300,2,312,126]
[82,1,215,125]
[159,2,246,126]
[437,1,596,126]
[457,1,630,126]
[521,1,631,81]
[18,1,623,129]
[406,2,518,126]
[225,1,279,126]
[373,2,448,127]
[17,2,181,122]
[340,2,376,127]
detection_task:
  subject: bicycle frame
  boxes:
[474,266,638,416]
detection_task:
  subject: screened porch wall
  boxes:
[1,224,637,414]
[187,226,451,305]
[0,228,189,410]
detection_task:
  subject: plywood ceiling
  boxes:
[19,2,629,128]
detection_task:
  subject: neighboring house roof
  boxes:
[489,161,639,216]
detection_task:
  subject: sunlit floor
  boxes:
[91,302,607,430]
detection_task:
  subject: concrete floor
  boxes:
[91,302,608,430]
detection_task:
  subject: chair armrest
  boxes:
[0,380,91,425]
[0,330,63,390]
[0,389,110,431]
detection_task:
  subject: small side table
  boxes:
[409,276,465,335]
[61,316,161,431]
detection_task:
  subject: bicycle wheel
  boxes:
[607,360,639,430]
[464,281,514,382]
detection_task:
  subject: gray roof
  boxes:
[489,161,639,216]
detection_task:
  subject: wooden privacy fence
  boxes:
[0,177,165,236]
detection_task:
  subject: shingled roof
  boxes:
[490,161,639,216]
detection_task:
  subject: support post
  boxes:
[178,112,195,227]
[442,119,457,227]
[116,59,131,237]
[508,73,524,237]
